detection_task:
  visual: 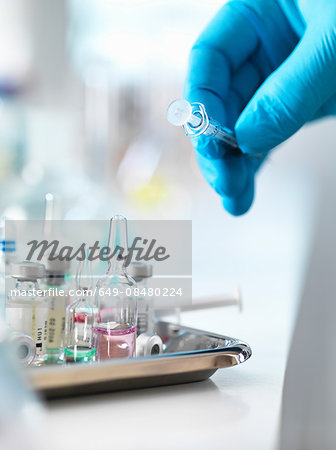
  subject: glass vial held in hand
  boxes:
[64,252,96,363]
[6,262,47,366]
[94,215,137,361]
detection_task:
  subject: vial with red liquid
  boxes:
[94,215,137,361]
[64,251,96,363]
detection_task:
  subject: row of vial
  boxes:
[2,216,162,367]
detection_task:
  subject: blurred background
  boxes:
[0,0,333,321]
[0,0,334,320]
[0,0,329,297]
[2,1,336,448]
[0,0,222,221]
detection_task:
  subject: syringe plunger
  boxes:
[167,98,239,150]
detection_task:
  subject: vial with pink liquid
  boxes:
[94,215,137,361]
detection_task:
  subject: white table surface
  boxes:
[41,306,290,450]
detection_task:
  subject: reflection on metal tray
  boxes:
[28,321,252,399]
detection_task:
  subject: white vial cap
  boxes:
[136,333,163,357]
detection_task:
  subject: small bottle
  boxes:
[7,330,36,367]
[6,262,47,366]
[64,254,96,363]
[94,215,137,361]
[128,262,154,336]
[43,257,70,364]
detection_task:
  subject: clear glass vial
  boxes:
[6,261,47,366]
[64,254,96,363]
[43,257,70,364]
[94,215,137,361]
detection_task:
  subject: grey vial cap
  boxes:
[127,262,153,282]
[44,256,70,275]
[11,261,45,281]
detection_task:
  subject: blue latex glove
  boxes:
[184,0,336,215]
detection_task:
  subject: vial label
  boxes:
[75,324,93,346]
[137,300,154,335]
[74,313,94,346]
[137,311,149,335]
[32,306,48,356]
[47,298,66,349]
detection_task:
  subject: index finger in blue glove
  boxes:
[184,2,260,128]
[183,3,263,214]
[195,143,265,215]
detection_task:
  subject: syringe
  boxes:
[167,99,240,152]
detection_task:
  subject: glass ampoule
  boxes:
[64,253,96,363]
[94,215,137,361]
[6,262,48,366]
[43,256,70,364]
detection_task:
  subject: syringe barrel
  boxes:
[202,122,238,148]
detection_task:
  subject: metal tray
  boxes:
[28,321,252,399]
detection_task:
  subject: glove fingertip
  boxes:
[192,135,227,159]
[221,173,255,216]
[235,103,278,156]
[235,122,267,156]
[238,143,261,156]
[214,155,248,197]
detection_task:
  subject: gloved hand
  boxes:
[184,0,336,215]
